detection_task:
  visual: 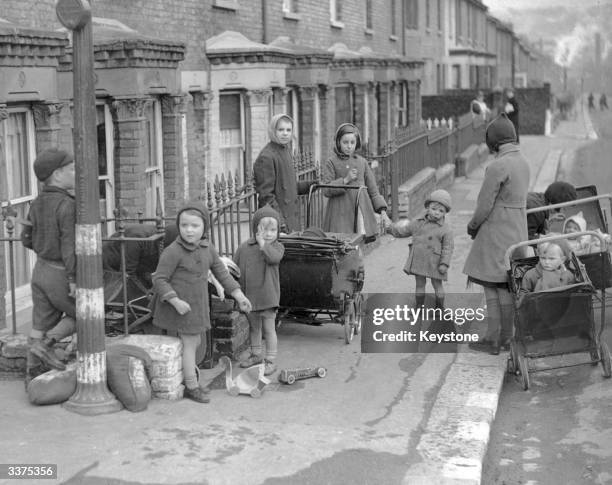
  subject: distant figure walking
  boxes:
[588,93,595,110]
[471,91,491,121]
[600,93,608,110]
[503,88,520,142]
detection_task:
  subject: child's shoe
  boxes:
[264,359,277,376]
[240,353,263,368]
[184,386,211,403]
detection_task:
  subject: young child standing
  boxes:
[152,201,252,403]
[322,123,389,241]
[234,205,285,376]
[21,148,78,383]
[384,190,454,309]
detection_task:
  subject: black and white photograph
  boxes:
[0,0,611,484]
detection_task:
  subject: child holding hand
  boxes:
[152,201,252,403]
[234,206,285,376]
[384,190,454,310]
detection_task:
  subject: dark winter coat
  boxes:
[21,185,76,283]
[322,124,387,238]
[152,201,240,334]
[389,215,454,280]
[505,97,519,140]
[463,144,530,284]
[234,206,285,311]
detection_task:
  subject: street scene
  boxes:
[1,1,611,485]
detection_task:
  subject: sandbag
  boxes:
[27,364,77,406]
[106,344,153,412]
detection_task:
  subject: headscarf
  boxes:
[268,114,294,145]
[333,123,362,158]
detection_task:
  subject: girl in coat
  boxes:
[152,201,252,403]
[322,123,389,241]
[464,113,530,355]
[253,114,315,233]
[385,190,454,310]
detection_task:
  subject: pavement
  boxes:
[0,107,595,485]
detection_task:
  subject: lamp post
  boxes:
[56,0,121,415]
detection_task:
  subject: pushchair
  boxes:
[504,231,611,390]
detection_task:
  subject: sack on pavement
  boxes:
[27,364,77,405]
[106,344,153,412]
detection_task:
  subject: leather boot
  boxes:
[24,351,48,389]
[29,337,65,370]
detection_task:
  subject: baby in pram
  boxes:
[562,212,612,256]
[519,240,577,298]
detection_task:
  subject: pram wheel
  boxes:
[517,354,530,390]
[507,340,519,375]
[600,341,612,378]
[353,294,363,336]
[343,298,356,344]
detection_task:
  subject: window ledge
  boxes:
[330,19,345,29]
[364,27,374,36]
[213,0,238,11]
[389,34,398,42]
[283,11,301,21]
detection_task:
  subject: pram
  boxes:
[277,184,367,344]
[504,231,611,390]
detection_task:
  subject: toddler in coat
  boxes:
[152,201,252,403]
[234,205,284,376]
[384,189,454,309]
[519,240,577,301]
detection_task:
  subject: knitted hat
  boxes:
[544,181,577,205]
[251,204,281,236]
[33,148,74,182]
[485,113,517,151]
[563,211,587,233]
[425,189,452,212]
[176,200,209,238]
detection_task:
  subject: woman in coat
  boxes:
[322,123,388,241]
[464,113,530,354]
[253,114,315,233]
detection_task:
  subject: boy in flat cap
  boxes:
[21,148,77,383]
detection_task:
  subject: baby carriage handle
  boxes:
[307,184,368,233]
[525,193,612,214]
[504,231,609,270]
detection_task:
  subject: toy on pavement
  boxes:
[219,356,270,398]
[278,366,327,385]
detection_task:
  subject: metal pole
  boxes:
[57,0,121,415]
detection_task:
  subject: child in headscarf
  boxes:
[322,123,389,241]
[253,114,316,233]
[563,211,612,255]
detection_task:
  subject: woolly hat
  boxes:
[544,181,577,205]
[251,204,281,236]
[563,211,587,233]
[33,148,74,182]
[425,189,452,212]
[485,113,517,151]
[176,200,209,238]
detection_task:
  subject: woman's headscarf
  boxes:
[333,123,362,157]
[268,114,294,145]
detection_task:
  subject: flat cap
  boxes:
[33,148,74,182]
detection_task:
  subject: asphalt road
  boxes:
[482,104,612,485]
